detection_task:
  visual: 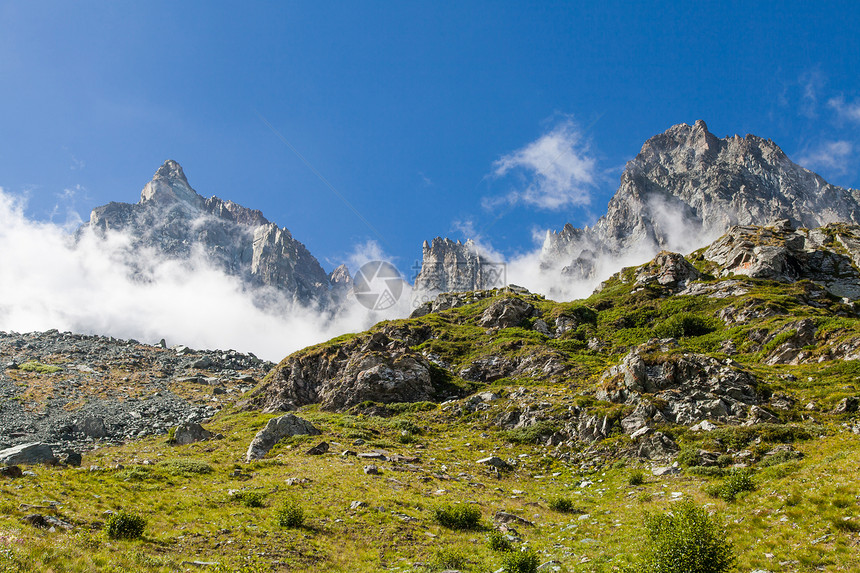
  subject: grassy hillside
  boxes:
[2,264,860,572]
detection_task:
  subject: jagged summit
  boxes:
[83,160,343,307]
[140,160,203,206]
[413,237,504,298]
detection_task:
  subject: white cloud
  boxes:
[828,95,860,124]
[798,140,853,174]
[489,119,597,210]
[0,189,408,362]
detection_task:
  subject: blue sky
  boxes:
[2,1,860,279]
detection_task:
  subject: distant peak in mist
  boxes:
[413,120,860,302]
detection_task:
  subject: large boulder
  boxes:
[0,443,57,466]
[172,422,214,446]
[246,414,321,461]
[74,416,107,439]
[480,298,535,329]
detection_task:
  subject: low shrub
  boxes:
[18,361,62,374]
[501,548,540,573]
[759,450,803,467]
[104,511,147,540]
[705,468,755,502]
[628,501,735,573]
[432,503,482,530]
[503,420,558,444]
[687,466,726,478]
[275,499,305,528]
[232,490,266,508]
[548,497,577,513]
[487,530,514,552]
[628,469,646,486]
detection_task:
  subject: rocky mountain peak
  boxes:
[83,160,338,307]
[140,159,203,206]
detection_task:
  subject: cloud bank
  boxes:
[0,190,408,362]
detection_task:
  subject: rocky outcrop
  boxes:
[245,414,321,461]
[597,342,759,432]
[412,238,506,302]
[702,222,860,299]
[83,160,342,307]
[242,327,441,412]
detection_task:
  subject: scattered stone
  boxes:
[832,397,859,414]
[305,441,329,455]
[245,414,321,461]
[652,466,679,476]
[494,511,534,526]
[364,465,381,475]
[58,451,82,467]
[349,501,368,510]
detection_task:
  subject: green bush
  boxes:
[104,511,147,540]
[487,530,514,552]
[705,468,755,502]
[501,548,540,573]
[653,313,714,339]
[548,497,576,513]
[629,501,735,573]
[232,490,266,508]
[716,454,733,468]
[504,420,558,444]
[628,469,646,486]
[275,499,305,528]
[432,503,482,530]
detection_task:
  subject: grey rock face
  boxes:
[245,414,321,461]
[242,327,441,412]
[83,160,340,307]
[0,443,57,466]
